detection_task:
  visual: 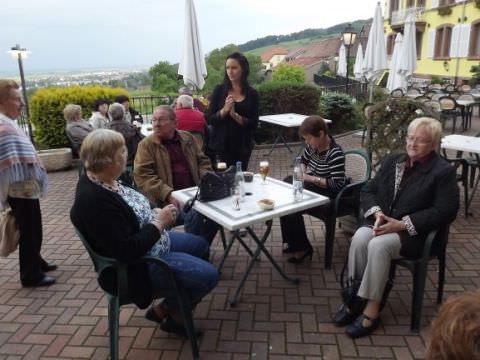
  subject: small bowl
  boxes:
[244,171,254,182]
[257,198,275,210]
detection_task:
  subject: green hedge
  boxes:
[318,93,362,135]
[30,86,128,148]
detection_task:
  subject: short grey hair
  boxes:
[80,129,125,173]
[408,117,442,147]
[63,104,82,123]
[178,86,192,95]
[108,102,125,121]
[153,105,176,121]
[176,94,194,109]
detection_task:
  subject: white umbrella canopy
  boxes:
[398,13,417,82]
[362,2,388,82]
[386,33,407,91]
[178,0,207,90]
[337,43,347,77]
[353,43,364,79]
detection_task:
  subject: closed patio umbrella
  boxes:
[178,0,207,90]
[337,44,347,77]
[353,43,364,80]
[386,33,406,92]
[398,13,417,84]
[361,2,387,82]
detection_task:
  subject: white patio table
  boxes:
[140,124,153,137]
[259,113,331,156]
[171,175,330,305]
[441,134,480,212]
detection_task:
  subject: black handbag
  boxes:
[183,166,236,212]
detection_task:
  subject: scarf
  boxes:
[0,113,48,207]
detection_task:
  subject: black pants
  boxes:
[279,176,334,252]
[7,197,45,284]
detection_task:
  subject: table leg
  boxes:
[264,128,293,156]
[229,220,299,306]
[467,167,480,215]
[217,230,256,274]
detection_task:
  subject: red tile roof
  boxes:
[261,47,289,62]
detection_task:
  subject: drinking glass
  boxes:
[259,161,269,184]
[230,186,241,211]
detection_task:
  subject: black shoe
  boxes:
[22,275,56,288]
[333,304,360,327]
[282,244,295,254]
[145,307,166,325]
[288,247,313,264]
[160,315,202,338]
[346,314,380,338]
[41,263,58,272]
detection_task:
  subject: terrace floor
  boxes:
[1,120,480,359]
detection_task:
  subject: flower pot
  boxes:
[37,148,72,172]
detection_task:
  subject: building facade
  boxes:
[384,0,480,84]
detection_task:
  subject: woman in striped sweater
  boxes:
[280,116,347,263]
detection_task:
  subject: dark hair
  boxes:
[299,116,329,138]
[92,98,109,111]
[114,95,130,104]
[223,52,250,91]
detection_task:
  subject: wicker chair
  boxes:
[438,96,460,133]
[457,94,475,130]
[390,88,405,98]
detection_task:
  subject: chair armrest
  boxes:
[333,180,368,215]
[419,229,438,265]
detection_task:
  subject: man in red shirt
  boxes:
[175,95,206,148]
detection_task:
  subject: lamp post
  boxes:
[342,24,357,93]
[7,44,33,142]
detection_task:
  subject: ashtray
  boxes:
[257,198,275,210]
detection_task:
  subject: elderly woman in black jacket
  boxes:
[334,117,459,338]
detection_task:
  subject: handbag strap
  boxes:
[183,187,200,213]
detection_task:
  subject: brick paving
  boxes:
[1,122,480,359]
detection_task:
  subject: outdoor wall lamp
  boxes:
[6,44,33,142]
[342,24,357,92]
[443,60,450,72]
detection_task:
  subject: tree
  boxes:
[149,61,180,93]
[272,63,306,83]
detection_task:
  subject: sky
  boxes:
[0,0,382,74]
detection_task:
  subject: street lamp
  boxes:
[342,24,357,93]
[7,44,33,142]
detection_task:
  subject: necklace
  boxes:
[87,173,123,194]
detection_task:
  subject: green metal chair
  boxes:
[388,225,450,332]
[75,228,199,360]
[311,149,371,268]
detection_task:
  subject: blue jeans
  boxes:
[148,231,218,310]
[177,209,219,245]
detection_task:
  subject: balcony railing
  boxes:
[391,7,424,26]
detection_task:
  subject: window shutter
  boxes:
[428,29,436,58]
[459,24,471,57]
[450,25,460,57]
[431,0,439,8]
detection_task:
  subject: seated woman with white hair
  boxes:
[64,104,92,155]
[70,129,218,337]
[334,117,459,338]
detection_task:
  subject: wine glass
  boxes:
[259,161,269,184]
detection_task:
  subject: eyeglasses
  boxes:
[406,136,432,145]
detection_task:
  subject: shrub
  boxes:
[30,86,128,149]
[318,92,361,134]
[272,63,306,83]
[255,81,321,144]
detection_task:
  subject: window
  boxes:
[469,20,480,58]
[417,0,425,7]
[387,33,396,56]
[389,0,400,19]
[434,25,453,58]
[416,30,423,58]
[406,0,415,7]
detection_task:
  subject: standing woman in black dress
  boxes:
[206,52,259,170]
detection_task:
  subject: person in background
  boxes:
[205,52,259,170]
[89,98,110,129]
[114,95,143,124]
[0,79,56,287]
[71,129,218,337]
[334,117,459,339]
[280,116,346,263]
[133,105,219,244]
[64,104,93,156]
[107,103,144,165]
[175,94,206,149]
[178,86,205,113]
[426,290,480,360]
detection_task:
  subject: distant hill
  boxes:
[239,19,370,55]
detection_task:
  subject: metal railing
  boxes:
[391,7,424,26]
[130,95,172,117]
